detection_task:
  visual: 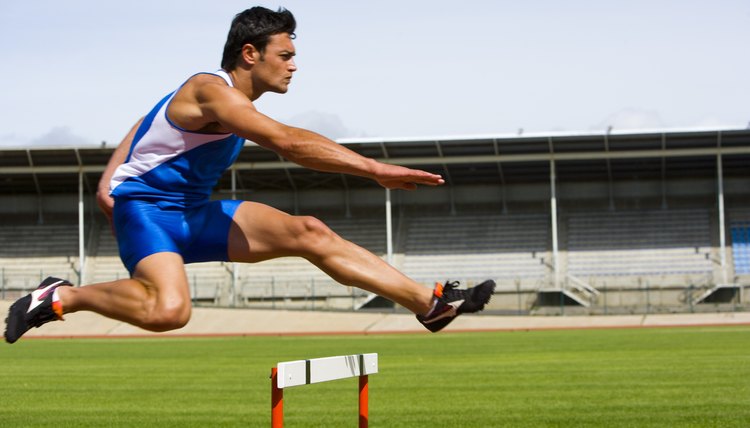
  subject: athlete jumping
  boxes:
[4,7,495,343]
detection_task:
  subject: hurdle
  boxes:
[271,353,378,428]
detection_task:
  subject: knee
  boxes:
[143,297,191,332]
[295,216,337,250]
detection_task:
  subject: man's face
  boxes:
[252,33,297,94]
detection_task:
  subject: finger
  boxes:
[410,170,444,185]
[411,175,444,186]
[402,182,417,191]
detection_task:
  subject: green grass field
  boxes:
[1,326,749,427]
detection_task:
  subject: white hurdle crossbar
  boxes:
[271,353,378,427]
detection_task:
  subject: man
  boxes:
[4,7,495,344]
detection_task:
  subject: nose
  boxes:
[289,58,298,72]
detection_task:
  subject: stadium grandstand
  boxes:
[0,127,748,315]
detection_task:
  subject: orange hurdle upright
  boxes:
[271,353,378,428]
[358,374,369,427]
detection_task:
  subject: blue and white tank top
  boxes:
[110,70,244,206]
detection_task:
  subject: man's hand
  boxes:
[372,162,445,190]
[96,187,115,224]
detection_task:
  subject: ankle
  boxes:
[56,286,74,315]
[418,289,437,316]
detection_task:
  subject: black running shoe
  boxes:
[416,280,496,333]
[4,276,72,344]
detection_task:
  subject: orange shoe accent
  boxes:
[51,300,65,321]
[433,282,444,298]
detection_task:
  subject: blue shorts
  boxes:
[113,198,243,274]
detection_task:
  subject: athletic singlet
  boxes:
[110,70,245,206]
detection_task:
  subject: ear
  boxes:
[240,43,260,66]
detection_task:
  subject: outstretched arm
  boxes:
[198,83,444,190]
[248,124,444,190]
[96,118,143,222]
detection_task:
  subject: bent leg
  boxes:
[227,201,433,315]
[56,252,192,332]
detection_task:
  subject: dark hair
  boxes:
[221,7,296,70]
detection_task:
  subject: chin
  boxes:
[270,86,289,94]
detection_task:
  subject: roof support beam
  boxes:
[717,132,728,284]
[277,154,299,214]
[2,145,750,175]
[492,138,508,214]
[232,145,750,171]
[341,174,351,218]
[603,133,615,211]
[379,142,389,159]
[434,141,455,215]
[25,149,44,224]
[77,170,85,285]
[660,133,668,209]
[549,159,560,289]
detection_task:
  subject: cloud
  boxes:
[283,111,364,140]
[0,133,29,147]
[0,127,97,148]
[592,108,666,131]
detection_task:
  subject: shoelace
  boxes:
[440,281,462,299]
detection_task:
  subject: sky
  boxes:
[0,0,748,148]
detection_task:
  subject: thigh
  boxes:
[227,201,321,263]
[182,199,242,264]
[113,198,181,274]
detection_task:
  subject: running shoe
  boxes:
[416,280,496,333]
[4,276,72,344]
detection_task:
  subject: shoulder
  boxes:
[182,73,231,98]
[168,73,247,133]
[183,73,248,108]
[188,72,229,86]
[172,72,251,114]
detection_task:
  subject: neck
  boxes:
[227,68,263,101]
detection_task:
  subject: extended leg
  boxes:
[227,202,434,315]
